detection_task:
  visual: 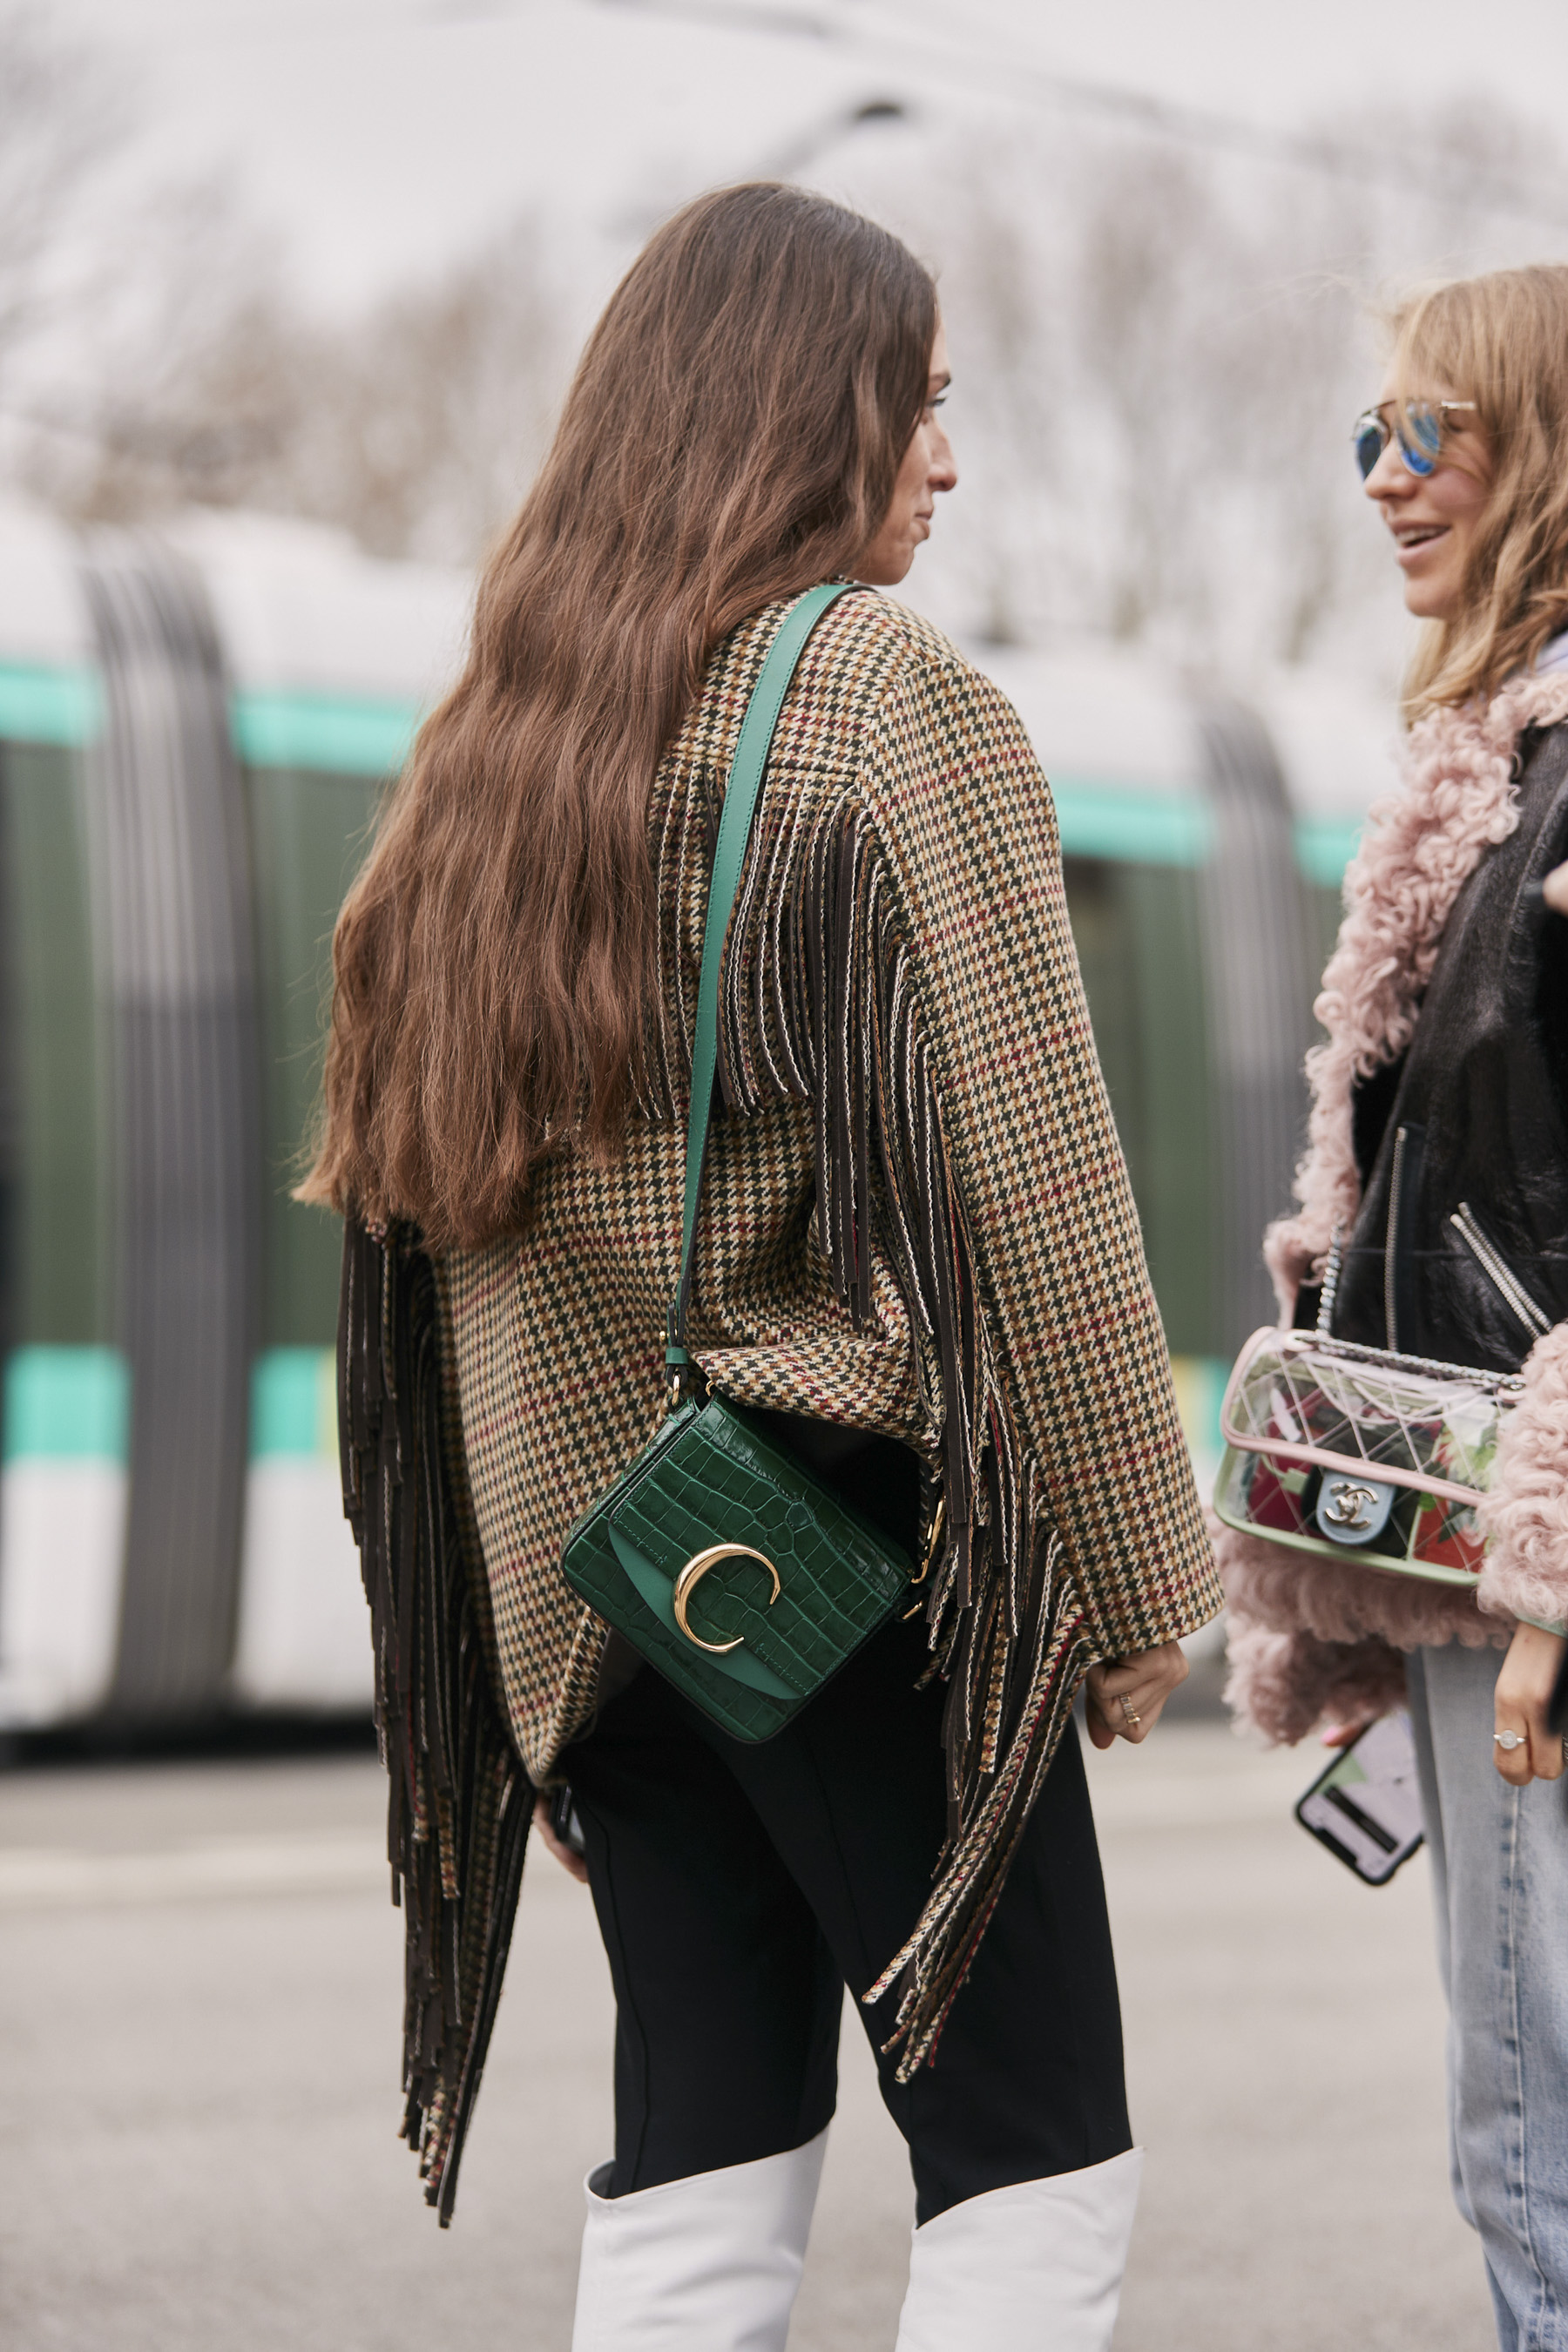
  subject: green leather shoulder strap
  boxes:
[666,581,852,1372]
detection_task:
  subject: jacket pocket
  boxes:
[1450,1201,1552,1344]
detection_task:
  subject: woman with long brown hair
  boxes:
[308,181,1219,2349]
[1221,266,1568,2347]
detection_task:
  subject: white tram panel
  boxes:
[1261,666,1397,891]
[170,508,472,706]
[967,641,1209,852]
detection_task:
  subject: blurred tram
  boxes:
[0,504,469,1730]
[0,501,1388,1732]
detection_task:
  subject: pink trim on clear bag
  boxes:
[1217,1325,1512,1511]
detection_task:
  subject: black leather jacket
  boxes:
[1302,719,1568,1375]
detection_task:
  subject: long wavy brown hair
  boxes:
[1391,266,1568,719]
[302,183,936,1249]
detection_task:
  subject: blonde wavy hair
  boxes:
[1391,264,1568,719]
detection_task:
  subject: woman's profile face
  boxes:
[853,320,956,587]
[1363,368,1493,623]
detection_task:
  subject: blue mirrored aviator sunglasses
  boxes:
[1352,398,1477,482]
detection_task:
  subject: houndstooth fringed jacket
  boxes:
[339,585,1222,2219]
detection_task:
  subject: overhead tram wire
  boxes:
[593,0,1568,232]
[87,0,1568,233]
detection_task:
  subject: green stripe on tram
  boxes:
[0,667,1367,893]
[3,1348,130,1463]
[249,1348,337,1459]
[0,665,1368,891]
[1051,779,1213,867]
[1294,814,1363,888]
[0,664,102,747]
[231,690,423,777]
[1053,779,1363,887]
[0,670,422,774]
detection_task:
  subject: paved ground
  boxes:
[0,1713,1496,2351]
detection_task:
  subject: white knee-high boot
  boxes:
[570,2127,828,2352]
[894,2147,1144,2352]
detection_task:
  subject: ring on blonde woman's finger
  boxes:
[1119,1693,1140,1727]
[1495,1729,1527,1751]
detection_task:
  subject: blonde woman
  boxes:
[1221,266,1568,2347]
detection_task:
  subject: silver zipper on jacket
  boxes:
[1450,1202,1552,1340]
[1384,1126,1408,1353]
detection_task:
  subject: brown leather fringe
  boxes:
[699,789,1091,2077]
[337,1218,530,2223]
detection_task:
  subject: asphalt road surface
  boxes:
[0,1713,1495,2351]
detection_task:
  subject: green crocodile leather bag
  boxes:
[560,584,916,1742]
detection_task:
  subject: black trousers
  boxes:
[560,1612,1132,2226]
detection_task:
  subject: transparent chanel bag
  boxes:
[1213,1245,1523,1586]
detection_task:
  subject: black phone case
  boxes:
[1294,1720,1425,1887]
[549,1783,587,1859]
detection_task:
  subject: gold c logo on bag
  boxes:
[1322,1480,1381,1531]
[672,1544,781,1653]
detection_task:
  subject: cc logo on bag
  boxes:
[1322,1480,1380,1531]
[672,1545,781,1653]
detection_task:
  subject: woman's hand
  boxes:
[1493,1622,1568,1786]
[532,1790,591,1882]
[1085,1640,1189,1748]
[1543,860,1568,916]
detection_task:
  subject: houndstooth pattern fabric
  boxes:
[437,588,1220,2056]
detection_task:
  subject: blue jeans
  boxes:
[1409,1643,1568,2350]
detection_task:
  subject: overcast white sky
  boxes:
[43,0,1568,309]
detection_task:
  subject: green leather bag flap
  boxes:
[563,1396,910,1741]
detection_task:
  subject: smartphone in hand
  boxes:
[1295,1712,1424,1886]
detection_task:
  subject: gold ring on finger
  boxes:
[1119,1693,1141,1727]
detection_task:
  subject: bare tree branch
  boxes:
[0,3,125,382]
